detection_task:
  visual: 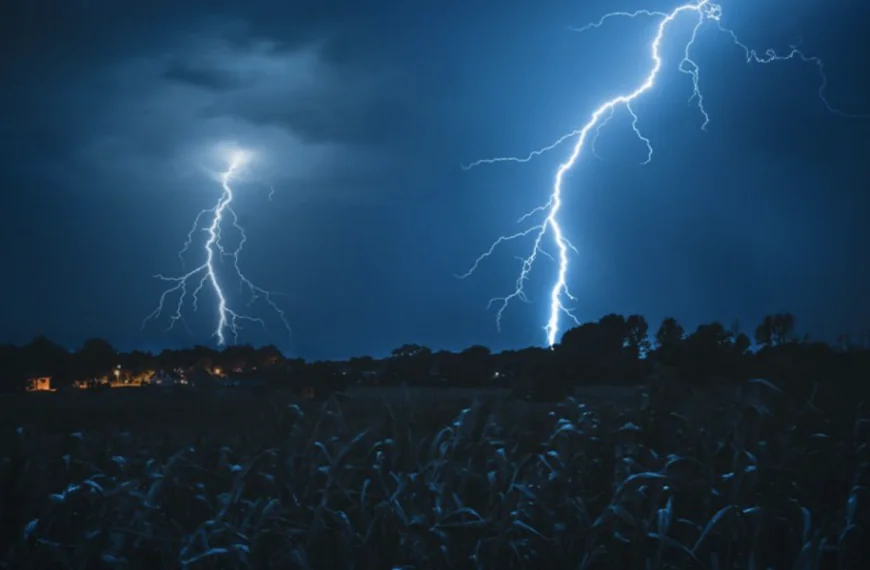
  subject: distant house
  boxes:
[130,370,155,386]
[73,375,111,389]
[108,368,143,388]
[147,370,181,387]
[198,369,269,390]
[69,366,147,390]
[25,376,54,392]
[106,368,154,388]
[180,369,218,390]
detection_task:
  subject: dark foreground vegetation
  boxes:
[1,382,868,568]
[1,312,869,568]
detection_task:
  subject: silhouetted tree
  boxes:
[74,338,117,380]
[733,333,751,356]
[348,356,375,372]
[21,336,69,378]
[560,314,643,384]
[680,322,737,386]
[255,345,284,368]
[385,344,432,386]
[332,356,370,386]
[455,345,492,387]
[431,350,459,388]
[124,350,159,373]
[598,314,629,357]
[625,314,651,358]
[654,317,684,365]
[6,311,870,410]
[754,313,796,348]
[507,347,569,401]
[0,344,26,392]
[221,344,257,371]
[157,349,183,371]
[299,361,347,399]
[559,322,605,384]
[391,344,427,360]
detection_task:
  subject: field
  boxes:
[1,384,867,569]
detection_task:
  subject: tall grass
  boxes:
[2,383,867,569]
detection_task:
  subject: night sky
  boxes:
[2,0,868,360]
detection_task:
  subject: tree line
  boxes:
[1,313,868,402]
[381,313,869,403]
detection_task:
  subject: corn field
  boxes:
[1,381,868,569]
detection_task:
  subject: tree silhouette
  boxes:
[346,356,375,383]
[255,345,284,368]
[391,344,427,360]
[299,361,347,399]
[124,350,159,373]
[560,314,642,385]
[655,317,684,352]
[385,344,432,386]
[560,322,606,383]
[733,333,751,356]
[74,338,117,380]
[681,323,736,385]
[625,314,651,358]
[754,313,797,348]
[221,344,257,371]
[3,309,869,404]
[455,345,492,387]
[21,336,69,378]
[597,313,629,357]
[652,317,684,370]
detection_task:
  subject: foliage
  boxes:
[2,383,868,568]
[2,313,869,405]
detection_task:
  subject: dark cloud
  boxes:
[1,0,868,358]
[209,84,423,147]
[162,61,244,92]
[1,0,424,183]
[1,0,387,75]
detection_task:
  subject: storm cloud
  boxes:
[2,0,868,358]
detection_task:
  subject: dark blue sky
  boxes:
[2,0,868,360]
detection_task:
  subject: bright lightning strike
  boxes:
[459,0,868,348]
[143,148,292,346]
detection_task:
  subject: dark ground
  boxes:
[2,384,867,569]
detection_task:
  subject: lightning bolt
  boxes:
[459,0,867,348]
[143,149,292,346]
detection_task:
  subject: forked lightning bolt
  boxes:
[459,0,868,348]
[143,150,291,346]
